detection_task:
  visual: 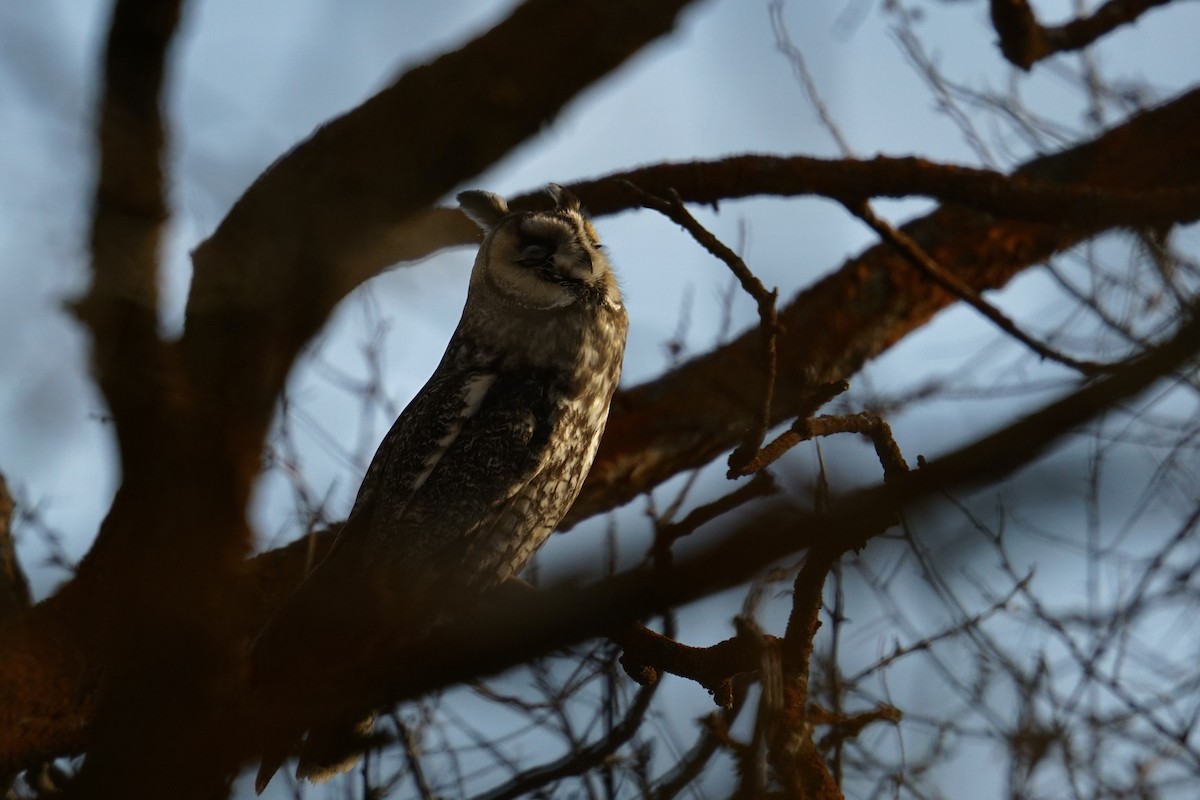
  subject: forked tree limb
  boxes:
[182,0,702,484]
[0,1,704,795]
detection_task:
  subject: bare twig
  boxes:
[769,0,855,156]
[652,472,779,569]
[471,682,658,800]
[396,719,436,800]
[812,704,903,753]
[618,181,783,477]
[738,411,910,481]
[845,199,1115,375]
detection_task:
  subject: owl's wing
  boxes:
[251,353,560,791]
[252,350,552,665]
[355,360,563,579]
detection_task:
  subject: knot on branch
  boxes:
[614,621,783,710]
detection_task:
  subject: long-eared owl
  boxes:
[252,185,628,787]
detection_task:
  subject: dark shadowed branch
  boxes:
[380,147,1200,264]
[990,0,1179,70]
[182,0,703,480]
[0,470,30,622]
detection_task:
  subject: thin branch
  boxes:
[652,471,779,569]
[614,623,778,708]
[396,719,436,800]
[618,182,783,477]
[845,199,1115,375]
[811,704,902,753]
[647,714,725,800]
[471,682,658,800]
[738,410,909,480]
[768,0,855,156]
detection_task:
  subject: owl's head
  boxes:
[458,185,621,313]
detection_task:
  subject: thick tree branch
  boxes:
[4,77,1200,789]
[64,2,258,797]
[268,302,1200,757]
[182,0,701,486]
[1,296,1196,776]
[377,151,1200,264]
[75,0,180,474]
[990,0,1179,70]
[564,87,1200,526]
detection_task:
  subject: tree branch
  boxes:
[564,87,1200,527]
[1,298,1196,775]
[0,471,29,621]
[471,681,658,800]
[284,301,1200,760]
[618,182,783,478]
[990,0,1179,70]
[377,151,1200,264]
[181,0,702,481]
[74,0,180,475]
[845,199,1112,375]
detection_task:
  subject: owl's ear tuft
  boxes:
[547,183,581,213]
[458,190,509,231]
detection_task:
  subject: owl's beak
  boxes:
[556,252,594,283]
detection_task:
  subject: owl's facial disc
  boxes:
[460,185,618,312]
[513,218,596,285]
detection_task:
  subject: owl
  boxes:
[252,184,628,789]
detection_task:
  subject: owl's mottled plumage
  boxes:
[252,185,627,789]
